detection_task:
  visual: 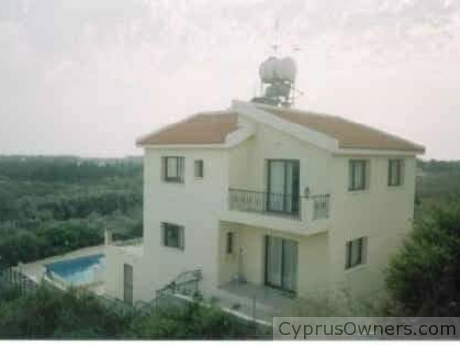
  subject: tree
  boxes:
[386,203,460,316]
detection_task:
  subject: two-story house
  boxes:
[104,99,424,311]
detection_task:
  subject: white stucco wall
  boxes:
[218,222,329,299]
[133,147,230,300]
[104,245,143,301]
[229,116,333,197]
[329,155,417,296]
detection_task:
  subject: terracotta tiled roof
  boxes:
[261,106,425,152]
[137,111,239,146]
[138,105,425,153]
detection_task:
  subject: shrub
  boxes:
[386,203,460,316]
[0,287,132,339]
[128,301,261,339]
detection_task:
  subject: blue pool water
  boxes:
[45,254,106,286]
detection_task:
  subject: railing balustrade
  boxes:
[312,194,330,220]
[228,188,330,222]
[229,189,301,220]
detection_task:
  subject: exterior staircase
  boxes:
[134,269,203,315]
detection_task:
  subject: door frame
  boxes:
[264,235,298,293]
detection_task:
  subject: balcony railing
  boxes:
[228,188,331,222]
[228,188,301,220]
[312,194,330,220]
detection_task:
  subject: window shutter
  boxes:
[400,159,405,185]
[362,237,368,264]
[365,160,370,189]
[348,161,354,190]
[179,158,184,183]
[179,226,185,250]
[161,223,166,246]
[161,157,166,181]
[388,160,392,186]
[345,241,352,268]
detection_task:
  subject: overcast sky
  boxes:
[0,0,459,159]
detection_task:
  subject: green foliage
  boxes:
[0,156,143,267]
[386,202,460,316]
[416,159,460,207]
[128,302,260,340]
[0,287,132,339]
[0,288,262,339]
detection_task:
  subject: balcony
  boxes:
[227,188,330,232]
[228,188,302,220]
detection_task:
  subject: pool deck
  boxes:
[16,245,105,294]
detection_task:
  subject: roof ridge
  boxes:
[254,103,339,119]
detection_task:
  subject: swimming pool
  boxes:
[45,254,106,286]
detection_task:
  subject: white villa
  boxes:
[104,98,425,312]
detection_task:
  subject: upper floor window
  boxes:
[345,237,367,269]
[194,160,204,179]
[162,157,184,183]
[388,159,404,187]
[349,159,368,191]
[162,222,184,250]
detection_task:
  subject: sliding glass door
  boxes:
[265,236,298,293]
[267,160,300,215]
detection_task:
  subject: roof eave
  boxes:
[334,146,426,156]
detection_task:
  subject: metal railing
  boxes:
[156,269,203,300]
[229,188,331,222]
[133,269,203,316]
[312,194,330,220]
[0,267,39,294]
[228,189,301,220]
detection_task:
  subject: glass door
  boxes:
[267,160,300,215]
[265,236,298,293]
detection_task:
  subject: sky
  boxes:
[0,0,459,159]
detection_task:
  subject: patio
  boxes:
[214,280,299,323]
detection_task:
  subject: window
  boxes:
[226,232,234,254]
[388,159,403,187]
[162,157,184,183]
[349,160,368,191]
[345,237,367,269]
[162,223,184,249]
[194,160,204,178]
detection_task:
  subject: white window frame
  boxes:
[194,159,204,179]
[349,159,368,191]
[388,159,404,187]
[162,157,184,183]
[345,237,367,269]
[162,223,185,250]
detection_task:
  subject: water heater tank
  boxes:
[278,57,297,82]
[259,56,297,83]
[259,56,278,83]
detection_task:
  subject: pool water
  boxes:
[45,254,106,286]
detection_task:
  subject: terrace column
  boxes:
[104,229,113,245]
